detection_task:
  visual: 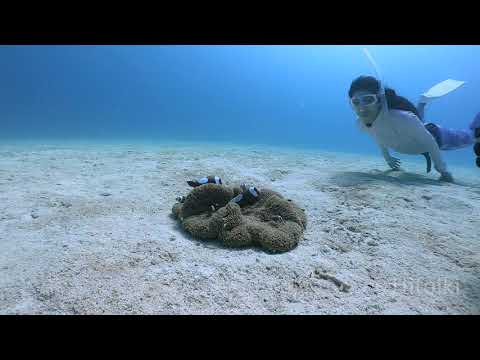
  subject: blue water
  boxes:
[1,45,478,167]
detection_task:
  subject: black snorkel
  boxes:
[474,128,480,168]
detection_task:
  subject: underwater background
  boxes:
[1,45,479,167]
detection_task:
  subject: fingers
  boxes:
[439,172,454,183]
[389,157,401,169]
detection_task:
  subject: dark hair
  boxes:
[348,75,421,118]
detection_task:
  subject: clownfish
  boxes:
[231,184,260,206]
[187,175,222,188]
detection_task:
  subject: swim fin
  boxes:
[420,79,466,104]
[422,152,432,173]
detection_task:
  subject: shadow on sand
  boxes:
[168,213,292,255]
[328,169,447,188]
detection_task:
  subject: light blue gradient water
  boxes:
[1,45,478,167]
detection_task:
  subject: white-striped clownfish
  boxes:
[187,175,222,188]
[231,184,260,206]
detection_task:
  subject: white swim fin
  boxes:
[420,79,466,104]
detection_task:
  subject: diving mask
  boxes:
[350,94,380,108]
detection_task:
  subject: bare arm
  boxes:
[417,102,426,122]
[378,143,401,170]
[427,138,453,181]
[379,144,391,161]
[428,141,447,173]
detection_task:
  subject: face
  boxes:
[350,90,382,127]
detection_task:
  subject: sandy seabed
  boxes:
[1,141,479,315]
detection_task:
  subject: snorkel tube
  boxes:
[475,127,480,168]
[362,48,389,115]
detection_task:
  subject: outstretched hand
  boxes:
[439,172,454,183]
[387,156,401,170]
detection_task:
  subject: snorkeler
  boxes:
[349,75,480,182]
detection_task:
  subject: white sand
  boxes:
[1,141,479,315]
